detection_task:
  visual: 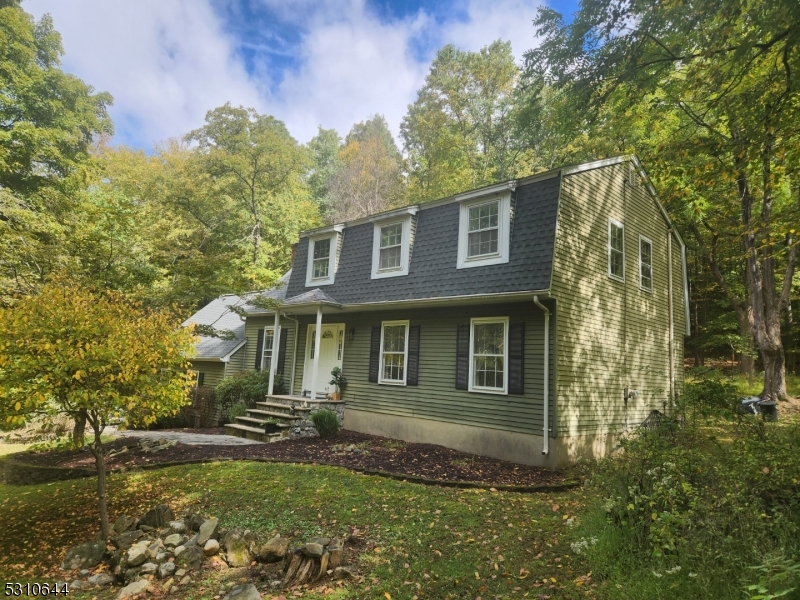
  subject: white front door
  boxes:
[303,323,345,397]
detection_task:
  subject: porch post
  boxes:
[310,305,323,400]
[267,311,280,395]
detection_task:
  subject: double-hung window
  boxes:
[608,218,625,281]
[456,184,513,269]
[469,317,508,393]
[371,210,416,279]
[261,327,275,372]
[639,235,653,291]
[380,321,409,385]
[305,228,341,286]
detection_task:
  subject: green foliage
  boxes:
[0,279,195,430]
[310,408,339,438]
[572,376,800,598]
[226,401,247,421]
[329,366,347,390]
[215,370,286,423]
[743,554,800,600]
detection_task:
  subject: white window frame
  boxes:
[371,217,411,279]
[608,218,625,282]
[305,230,341,286]
[468,316,509,395]
[379,320,410,386]
[457,192,511,269]
[261,326,275,372]
[639,234,653,292]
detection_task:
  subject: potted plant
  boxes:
[329,367,347,401]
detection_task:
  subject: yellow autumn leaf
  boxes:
[384,593,391,600]
[14,402,21,411]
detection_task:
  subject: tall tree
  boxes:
[401,40,523,202]
[526,0,800,400]
[186,104,320,286]
[307,126,343,216]
[326,115,405,222]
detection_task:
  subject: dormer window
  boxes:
[456,183,514,269]
[305,227,342,286]
[312,238,331,279]
[370,207,417,279]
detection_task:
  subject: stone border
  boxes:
[1,453,580,494]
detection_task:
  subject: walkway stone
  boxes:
[107,428,262,445]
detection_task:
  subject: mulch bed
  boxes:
[16,430,571,488]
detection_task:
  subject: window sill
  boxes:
[468,386,508,396]
[457,254,508,269]
[607,274,625,284]
[379,380,407,386]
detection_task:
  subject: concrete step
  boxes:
[235,415,291,428]
[247,408,301,421]
[255,401,311,414]
[224,423,287,443]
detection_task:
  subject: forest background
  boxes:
[1,0,798,399]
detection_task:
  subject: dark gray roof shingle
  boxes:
[284,176,560,304]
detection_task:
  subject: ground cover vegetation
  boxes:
[0,461,593,599]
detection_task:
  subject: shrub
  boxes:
[310,409,340,438]
[570,372,800,599]
[215,370,286,424]
[226,402,247,421]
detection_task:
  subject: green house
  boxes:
[193,155,689,468]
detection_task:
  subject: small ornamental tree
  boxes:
[0,281,196,539]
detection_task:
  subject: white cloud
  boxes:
[25,0,264,147]
[24,0,543,150]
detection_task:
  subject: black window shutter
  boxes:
[407,325,421,386]
[508,322,525,394]
[276,328,288,374]
[455,324,470,390]
[254,328,264,370]
[197,372,205,387]
[369,326,381,383]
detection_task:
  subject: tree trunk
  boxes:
[72,410,87,448]
[737,318,755,388]
[761,345,788,402]
[88,418,110,540]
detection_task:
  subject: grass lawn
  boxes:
[0,457,594,599]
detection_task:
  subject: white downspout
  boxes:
[533,296,550,455]
[267,311,280,395]
[667,231,675,408]
[310,306,323,400]
[282,312,300,396]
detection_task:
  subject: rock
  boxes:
[256,535,289,563]
[303,542,324,557]
[332,566,355,580]
[185,513,204,532]
[168,520,186,534]
[61,541,106,570]
[327,538,343,569]
[147,539,162,558]
[69,580,93,590]
[222,529,256,568]
[162,577,174,594]
[112,530,143,550]
[116,578,151,599]
[158,562,176,579]
[222,583,262,600]
[180,575,191,585]
[126,541,150,567]
[173,545,185,557]
[174,568,186,578]
[309,537,331,546]
[175,545,203,570]
[140,562,157,575]
[79,569,91,576]
[196,518,219,545]
[164,533,182,547]
[183,534,199,548]
[88,573,115,586]
[155,550,172,563]
[123,568,141,584]
[203,539,220,556]
[138,504,175,529]
[113,515,138,535]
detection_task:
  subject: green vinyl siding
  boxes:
[290,302,555,436]
[190,360,226,389]
[550,162,685,437]
[224,344,247,378]
[244,316,297,391]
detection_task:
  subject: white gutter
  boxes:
[533,295,550,455]
[267,312,281,395]
[667,231,676,406]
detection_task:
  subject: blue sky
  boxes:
[26,0,579,151]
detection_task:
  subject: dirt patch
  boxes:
[17,430,569,488]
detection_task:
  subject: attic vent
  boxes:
[626,164,641,187]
